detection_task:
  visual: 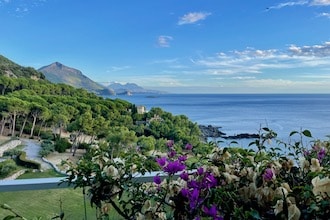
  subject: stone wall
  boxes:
[2,169,26,180]
[0,140,22,157]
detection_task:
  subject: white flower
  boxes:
[255,186,274,206]
[288,203,301,220]
[240,167,256,182]
[274,186,288,199]
[223,172,240,183]
[273,199,301,220]
[208,165,220,177]
[273,199,283,216]
[104,165,119,179]
[310,158,323,172]
[298,157,310,172]
[222,151,231,160]
[312,176,330,199]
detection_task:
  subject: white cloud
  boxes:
[178,12,211,25]
[192,42,330,78]
[157,35,173,47]
[244,79,330,92]
[232,76,256,80]
[310,0,330,5]
[267,0,330,9]
[288,41,330,56]
[318,12,330,18]
[267,1,308,10]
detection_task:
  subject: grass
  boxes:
[17,168,66,179]
[0,188,123,220]
[1,169,123,219]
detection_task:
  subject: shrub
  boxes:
[54,138,71,153]
[0,159,18,178]
[39,140,55,157]
[78,142,90,150]
[16,152,41,170]
[63,128,330,220]
[39,130,54,140]
[3,148,22,158]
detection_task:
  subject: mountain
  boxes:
[38,62,114,95]
[0,55,45,80]
[106,82,164,95]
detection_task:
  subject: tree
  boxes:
[6,97,28,137]
[67,110,94,156]
[50,103,73,139]
[18,103,30,137]
[106,126,138,159]
[137,135,156,153]
[29,103,47,137]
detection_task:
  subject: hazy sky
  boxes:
[1,0,330,93]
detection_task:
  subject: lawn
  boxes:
[0,188,123,219]
[1,168,123,219]
[17,168,66,179]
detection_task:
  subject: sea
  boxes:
[109,93,330,147]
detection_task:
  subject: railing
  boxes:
[0,171,177,192]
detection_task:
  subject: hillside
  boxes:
[38,62,114,95]
[0,55,45,80]
[107,82,164,95]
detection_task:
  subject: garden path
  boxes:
[22,139,53,170]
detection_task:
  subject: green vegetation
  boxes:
[16,152,41,170]
[0,159,18,178]
[0,55,45,80]
[3,147,23,158]
[0,188,123,219]
[17,169,66,179]
[39,139,55,157]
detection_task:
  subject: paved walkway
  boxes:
[21,139,53,170]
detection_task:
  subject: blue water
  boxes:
[110,94,330,143]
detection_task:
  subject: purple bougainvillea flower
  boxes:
[187,180,199,189]
[168,150,177,158]
[167,140,174,148]
[185,143,193,150]
[181,188,189,197]
[262,168,274,181]
[156,157,167,167]
[203,204,218,218]
[178,155,187,162]
[303,150,310,157]
[153,175,162,185]
[164,160,186,174]
[180,171,189,181]
[204,173,218,188]
[318,147,326,161]
[189,188,200,209]
[197,167,204,175]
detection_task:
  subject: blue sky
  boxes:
[1,0,330,93]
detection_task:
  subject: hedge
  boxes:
[16,152,41,170]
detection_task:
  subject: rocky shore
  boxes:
[198,125,259,140]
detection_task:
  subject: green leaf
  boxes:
[289,131,298,136]
[3,216,16,220]
[1,204,12,210]
[262,127,270,131]
[302,130,312,137]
